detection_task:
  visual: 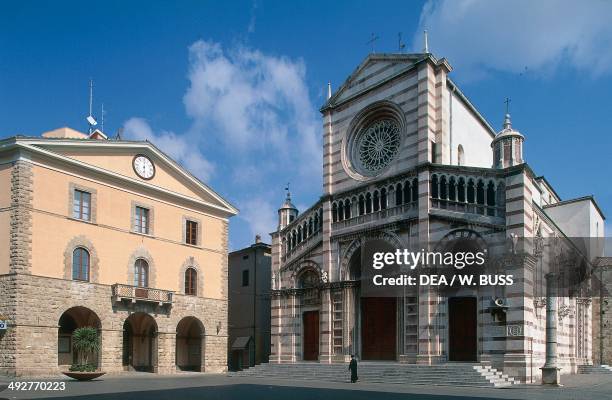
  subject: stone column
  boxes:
[100,328,123,373]
[157,331,176,374]
[541,273,561,385]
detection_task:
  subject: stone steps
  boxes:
[228,362,517,387]
[578,365,612,374]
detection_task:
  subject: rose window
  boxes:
[356,119,401,174]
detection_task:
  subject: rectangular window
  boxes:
[242,269,249,287]
[431,142,438,163]
[134,206,150,234]
[186,220,198,245]
[73,189,91,221]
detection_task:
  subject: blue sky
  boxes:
[1,0,611,250]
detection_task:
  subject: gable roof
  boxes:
[2,135,238,217]
[321,53,451,112]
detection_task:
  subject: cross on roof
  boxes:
[366,33,379,53]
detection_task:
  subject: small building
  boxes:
[228,236,271,370]
[0,127,237,376]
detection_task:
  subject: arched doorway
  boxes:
[298,269,320,361]
[349,239,398,361]
[57,307,101,369]
[176,316,204,371]
[434,229,486,362]
[122,313,158,372]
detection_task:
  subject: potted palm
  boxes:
[61,327,106,381]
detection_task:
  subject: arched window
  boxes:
[134,259,149,287]
[448,177,457,201]
[431,174,439,198]
[457,145,465,166]
[467,179,475,203]
[344,199,351,220]
[403,181,410,203]
[486,181,496,206]
[476,180,485,205]
[373,191,380,212]
[458,178,466,202]
[72,247,90,281]
[337,201,344,222]
[365,193,372,214]
[395,183,403,206]
[332,202,338,222]
[185,267,197,296]
[308,218,313,236]
[412,178,418,204]
[440,176,448,199]
[358,195,365,215]
[380,188,387,210]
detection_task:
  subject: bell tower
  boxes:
[492,107,524,169]
[278,188,298,230]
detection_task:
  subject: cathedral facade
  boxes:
[269,53,604,382]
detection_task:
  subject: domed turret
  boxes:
[491,112,524,169]
[278,189,298,230]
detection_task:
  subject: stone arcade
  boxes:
[269,53,605,382]
[0,128,237,376]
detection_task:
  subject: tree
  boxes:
[71,327,100,370]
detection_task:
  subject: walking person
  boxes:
[349,354,358,383]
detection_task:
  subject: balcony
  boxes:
[112,283,173,305]
[332,202,418,232]
[430,198,504,218]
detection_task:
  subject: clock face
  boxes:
[133,155,155,180]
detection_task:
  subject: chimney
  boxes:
[255,234,262,244]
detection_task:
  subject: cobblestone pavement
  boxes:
[0,372,610,400]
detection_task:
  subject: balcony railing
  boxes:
[112,283,173,305]
[430,198,504,218]
[332,202,418,231]
[283,230,322,262]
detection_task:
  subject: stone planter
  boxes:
[61,371,106,381]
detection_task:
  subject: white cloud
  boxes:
[183,40,321,175]
[414,0,612,79]
[182,40,322,239]
[238,197,277,239]
[123,117,215,181]
[124,40,322,245]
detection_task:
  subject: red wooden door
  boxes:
[302,311,319,361]
[361,297,396,360]
[448,297,477,361]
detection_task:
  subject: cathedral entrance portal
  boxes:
[448,297,477,361]
[302,311,319,361]
[361,297,397,360]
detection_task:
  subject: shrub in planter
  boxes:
[71,327,100,371]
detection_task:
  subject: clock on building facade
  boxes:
[132,154,155,180]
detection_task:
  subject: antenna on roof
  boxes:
[423,30,429,53]
[101,103,105,133]
[86,78,98,134]
[398,32,405,53]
